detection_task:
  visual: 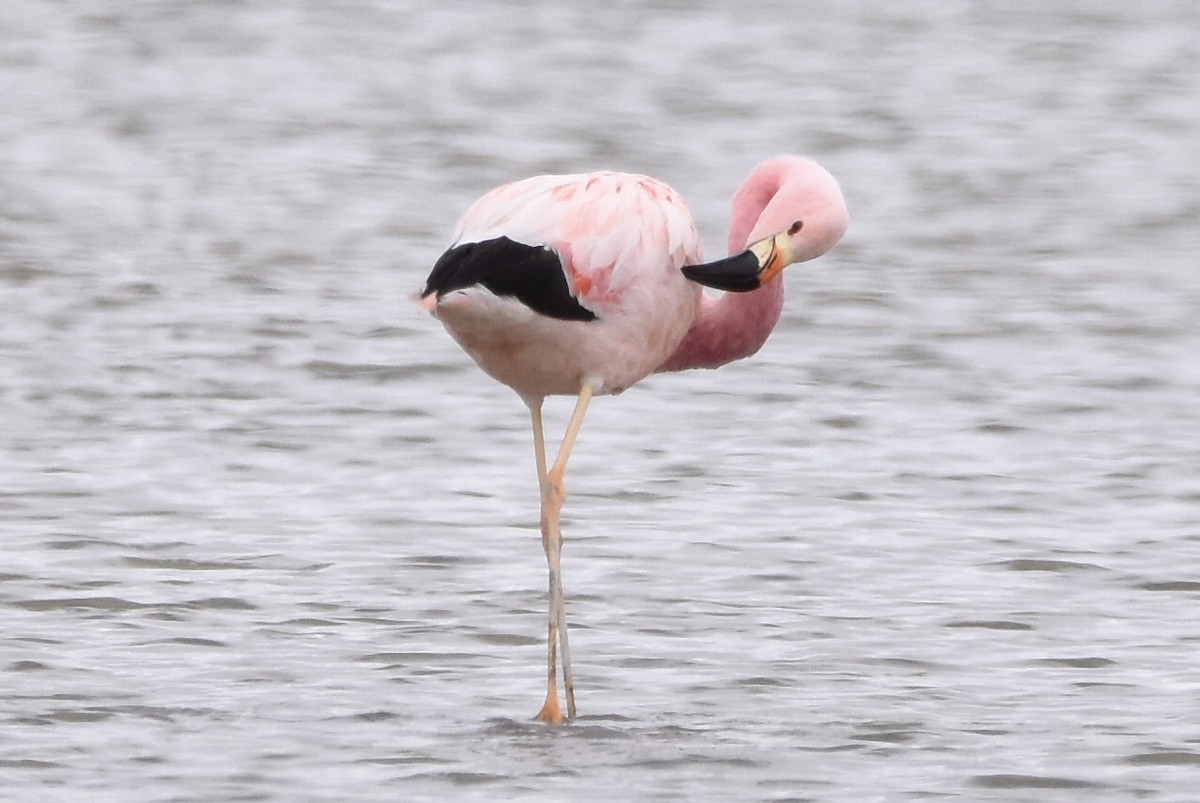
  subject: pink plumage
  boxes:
[419,155,848,723]
[427,171,704,398]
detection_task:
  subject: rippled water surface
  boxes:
[3,1,1199,800]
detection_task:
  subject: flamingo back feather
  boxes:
[449,172,702,313]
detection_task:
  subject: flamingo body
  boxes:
[423,172,703,398]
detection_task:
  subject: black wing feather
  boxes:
[422,237,597,322]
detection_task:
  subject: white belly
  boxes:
[432,280,699,398]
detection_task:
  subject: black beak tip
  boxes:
[681,251,763,293]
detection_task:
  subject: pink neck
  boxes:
[656,161,791,373]
[656,280,784,372]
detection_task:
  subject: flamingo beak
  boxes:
[681,230,795,293]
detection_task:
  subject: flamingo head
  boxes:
[682,157,848,292]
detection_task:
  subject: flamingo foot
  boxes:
[535,691,565,725]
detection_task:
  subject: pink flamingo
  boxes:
[419,155,848,723]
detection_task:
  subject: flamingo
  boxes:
[418,155,848,723]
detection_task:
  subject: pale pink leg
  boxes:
[528,381,595,723]
[528,399,562,724]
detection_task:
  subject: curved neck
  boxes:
[656,279,784,372]
[657,161,795,373]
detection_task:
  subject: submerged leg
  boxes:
[529,381,596,724]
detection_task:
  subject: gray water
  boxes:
[3,1,1199,800]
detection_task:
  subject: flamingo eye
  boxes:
[788,220,803,235]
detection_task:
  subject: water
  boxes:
[3,1,1199,800]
